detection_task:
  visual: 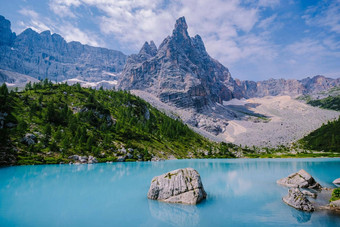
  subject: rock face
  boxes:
[277,169,321,189]
[119,17,243,111]
[283,188,314,212]
[147,168,207,204]
[0,15,127,82]
[0,16,16,46]
[236,76,340,98]
[333,178,340,184]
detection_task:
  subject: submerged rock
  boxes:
[283,188,314,212]
[277,169,321,189]
[333,178,340,184]
[147,168,207,205]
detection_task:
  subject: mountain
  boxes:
[237,75,340,98]
[118,17,243,111]
[0,15,127,83]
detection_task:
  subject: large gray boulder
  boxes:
[147,168,207,205]
[333,178,340,184]
[283,188,314,212]
[277,169,321,189]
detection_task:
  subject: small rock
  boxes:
[330,200,340,209]
[333,178,340,185]
[277,169,321,189]
[21,133,37,145]
[68,155,80,161]
[128,148,134,152]
[283,188,314,212]
[147,168,207,205]
[117,156,126,162]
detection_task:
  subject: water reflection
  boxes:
[291,209,312,223]
[148,200,199,226]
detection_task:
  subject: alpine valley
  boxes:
[0,15,340,166]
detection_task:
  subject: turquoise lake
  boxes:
[1,158,340,226]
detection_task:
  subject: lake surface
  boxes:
[1,158,340,226]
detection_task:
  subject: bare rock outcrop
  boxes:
[277,169,321,189]
[283,188,314,212]
[147,168,207,205]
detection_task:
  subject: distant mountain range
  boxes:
[0,15,126,83]
[1,15,339,106]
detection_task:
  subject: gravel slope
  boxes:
[132,90,340,147]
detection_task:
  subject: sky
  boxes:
[0,0,340,81]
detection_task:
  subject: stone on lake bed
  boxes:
[283,188,314,212]
[277,169,321,189]
[147,168,207,205]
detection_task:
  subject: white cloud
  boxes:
[303,0,340,34]
[58,23,102,46]
[18,9,51,32]
[47,0,281,66]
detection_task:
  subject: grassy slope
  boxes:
[307,96,340,111]
[298,117,340,153]
[296,88,340,154]
[0,81,240,165]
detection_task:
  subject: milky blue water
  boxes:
[1,158,340,226]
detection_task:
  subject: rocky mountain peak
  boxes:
[139,40,157,57]
[119,16,243,110]
[172,16,190,41]
[0,15,16,46]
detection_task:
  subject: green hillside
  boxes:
[307,96,340,111]
[299,117,340,153]
[0,81,239,166]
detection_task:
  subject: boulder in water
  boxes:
[283,188,314,212]
[147,168,207,205]
[277,169,321,189]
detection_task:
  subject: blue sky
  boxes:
[1,0,340,81]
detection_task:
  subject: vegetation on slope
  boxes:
[0,81,240,166]
[330,188,340,202]
[299,117,340,153]
[307,96,340,111]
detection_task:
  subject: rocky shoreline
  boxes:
[278,169,340,213]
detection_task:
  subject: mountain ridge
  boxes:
[0,15,127,83]
[0,14,339,100]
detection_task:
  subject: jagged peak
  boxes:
[20,28,39,36]
[149,40,157,52]
[139,40,157,56]
[40,30,51,36]
[192,34,207,53]
[172,16,189,39]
